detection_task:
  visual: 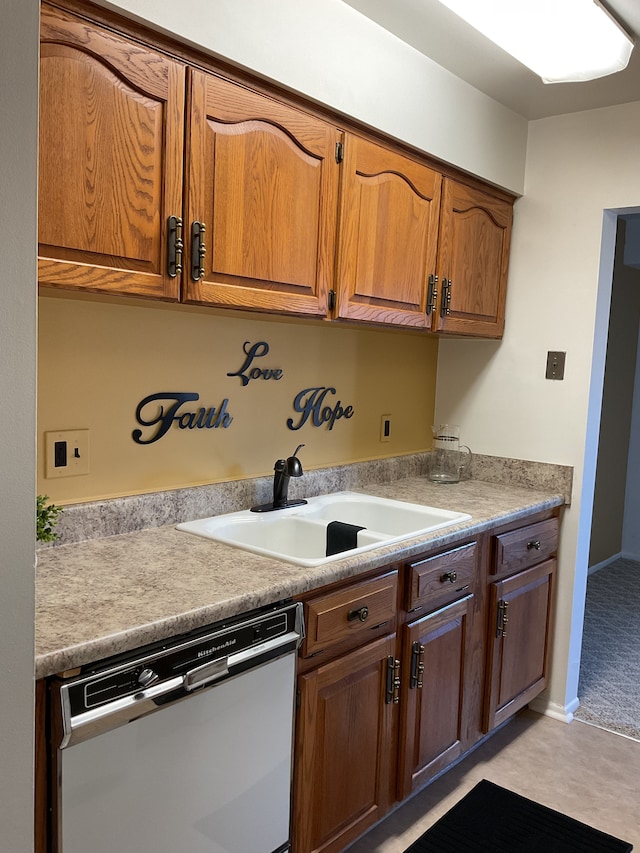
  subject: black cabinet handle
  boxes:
[440,571,457,584]
[348,605,369,623]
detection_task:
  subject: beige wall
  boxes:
[0,0,38,849]
[38,295,438,503]
[436,101,640,718]
[97,0,528,194]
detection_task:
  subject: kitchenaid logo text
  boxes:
[197,637,237,659]
[132,392,233,445]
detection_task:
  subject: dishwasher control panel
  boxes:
[60,601,302,721]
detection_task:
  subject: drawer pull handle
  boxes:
[348,605,369,623]
[440,571,457,584]
[527,539,541,550]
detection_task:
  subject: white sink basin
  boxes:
[177,492,471,567]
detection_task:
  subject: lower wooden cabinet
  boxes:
[397,593,474,799]
[292,512,559,852]
[484,558,556,731]
[292,634,398,853]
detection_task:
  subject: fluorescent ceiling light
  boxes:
[435,0,634,83]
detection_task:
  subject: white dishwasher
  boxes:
[52,601,303,853]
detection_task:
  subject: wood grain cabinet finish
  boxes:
[484,558,555,732]
[493,517,559,576]
[293,634,398,853]
[397,593,474,799]
[432,179,513,337]
[39,4,515,334]
[38,4,185,300]
[301,571,398,658]
[183,72,341,316]
[406,542,476,612]
[335,134,442,328]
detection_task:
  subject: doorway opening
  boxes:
[576,212,640,740]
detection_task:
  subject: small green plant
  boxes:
[36,495,64,543]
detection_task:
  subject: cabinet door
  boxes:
[38,4,185,300]
[293,635,398,853]
[184,71,341,316]
[434,179,512,337]
[398,595,473,799]
[335,134,442,328]
[485,559,555,731]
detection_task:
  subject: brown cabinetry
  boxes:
[398,594,474,798]
[293,571,399,853]
[183,72,341,317]
[431,179,512,338]
[397,542,477,798]
[39,4,514,335]
[335,134,442,329]
[38,4,185,300]
[484,517,558,731]
[38,5,340,314]
[334,141,513,336]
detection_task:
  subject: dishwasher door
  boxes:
[55,604,304,853]
[59,650,296,853]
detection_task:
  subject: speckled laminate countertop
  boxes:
[35,477,564,679]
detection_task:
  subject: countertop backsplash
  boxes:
[41,452,573,548]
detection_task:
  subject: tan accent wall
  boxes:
[38,295,438,504]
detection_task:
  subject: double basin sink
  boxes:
[177,492,470,567]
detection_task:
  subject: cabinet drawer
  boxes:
[406,543,476,612]
[302,571,398,657]
[493,517,558,575]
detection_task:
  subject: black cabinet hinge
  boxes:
[328,289,337,311]
[335,141,344,164]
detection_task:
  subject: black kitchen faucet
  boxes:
[251,445,307,512]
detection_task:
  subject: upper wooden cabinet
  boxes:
[335,134,442,329]
[38,4,185,300]
[432,179,513,337]
[183,72,341,317]
[333,136,513,335]
[38,3,514,335]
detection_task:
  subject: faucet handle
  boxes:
[288,444,305,477]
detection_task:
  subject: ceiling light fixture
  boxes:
[435,0,634,83]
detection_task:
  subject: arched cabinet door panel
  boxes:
[335,133,442,328]
[184,71,341,317]
[38,4,185,300]
[434,179,513,337]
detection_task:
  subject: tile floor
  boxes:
[346,710,640,851]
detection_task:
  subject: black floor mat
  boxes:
[404,779,633,852]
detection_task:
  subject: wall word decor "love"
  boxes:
[226,341,283,386]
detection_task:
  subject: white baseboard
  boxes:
[621,550,640,563]
[529,696,579,723]
[588,552,640,574]
[587,553,622,575]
